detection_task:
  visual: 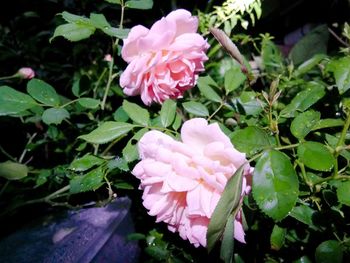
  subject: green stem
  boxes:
[207,101,225,121]
[102,135,127,156]
[100,58,116,110]
[60,98,80,108]
[0,144,17,162]
[0,181,10,197]
[18,133,37,163]
[0,74,17,81]
[93,68,108,98]
[336,112,350,148]
[24,185,71,205]
[141,125,179,136]
[296,160,313,189]
[275,143,299,151]
[314,175,350,185]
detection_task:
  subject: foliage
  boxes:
[1,0,350,262]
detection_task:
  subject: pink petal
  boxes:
[166,9,198,37]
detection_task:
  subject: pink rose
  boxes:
[132,118,252,247]
[120,9,209,105]
[18,67,35,79]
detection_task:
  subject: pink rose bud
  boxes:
[18,67,35,79]
[104,54,113,62]
[132,118,253,247]
[119,9,210,105]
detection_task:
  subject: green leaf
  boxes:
[102,27,130,38]
[297,142,334,171]
[290,110,320,140]
[252,150,299,221]
[261,37,284,73]
[50,23,95,42]
[89,13,110,29]
[104,0,121,4]
[123,128,148,162]
[207,166,244,252]
[293,54,327,77]
[182,101,209,117]
[231,126,273,155]
[79,121,135,144]
[0,86,37,116]
[197,76,222,103]
[311,119,344,131]
[125,0,153,9]
[70,166,104,194]
[293,256,312,263]
[113,106,129,122]
[0,161,28,180]
[27,79,60,106]
[122,100,149,126]
[236,91,263,116]
[69,154,105,172]
[315,240,343,263]
[77,98,100,109]
[327,56,350,94]
[280,82,325,118]
[336,181,350,206]
[61,11,90,23]
[289,24,329,65]
[172,113,182,131]
[160,99,176,128]
[220,214,235,263]
[42,108,70,125]
[224,65,246,94]
[107,157,129,172]
[270,225,286,251]
[289,205,316,227]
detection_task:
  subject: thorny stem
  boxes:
[328,27,350,47]
[102,135,127,156]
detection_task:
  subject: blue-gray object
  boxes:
[0,197,139,263]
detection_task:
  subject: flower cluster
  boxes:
[132,118,252,247]
[120,9,209,105]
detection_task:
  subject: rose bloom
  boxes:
[132,118,252,247]
[120,9,209,105]
[18,67,35,79]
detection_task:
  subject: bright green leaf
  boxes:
[42,108,70,125]
[79,121,135,144]
[160,99,176,128]
[122,100,149,126]
[236,91,263,116]
[27,79,60,106]
[280,82,325,118]
[89,13,110,29]
[77,98,100,109]
[315,240,343,263]
[293,54,327,77]
[336,181,350,206]
[224,65,246,94]
[69,154,105,172]
[61,11,90,23]
[252,150,299,221]
[207,166,244,252]
[0,86,37,116]
[231,126,273,155]
[270,225,286,250]
[102,27,130,38]
[107,157,129,172]
[197,76,222,103]
[113,106,129,122]
[261,37,284,73]
[290,110,320,140]
[50,23,95,42]
[297,142,334,171]
[327,56,350,94]
[125,0,153,9]
[70,166,104,193]
[182,101,209,117]
[311,118,344,131]
[0,161,28,180]
[104,0,121,4]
